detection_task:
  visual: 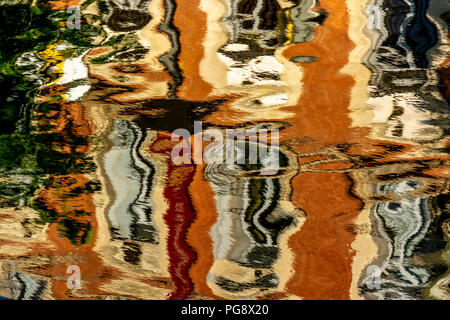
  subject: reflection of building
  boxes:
[104,120,157,242]
[85,0,309,298]
[0,206,54,300]
[354,4,449,298]
[343,0,449,299]
[203,128,303,298]
[107,0,153,32]
[85,0,450,300]
[217,0,320,91]
[353,165,450,300]
[200,0,315,123]
[1,269,49,300]
[76,0,178,299]
[94,126,173,299]
[85,0,176,102]
[221,0,320,50]
[363,0,448,146]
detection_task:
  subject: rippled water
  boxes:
[0,0,448,300]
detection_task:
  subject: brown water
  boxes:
[0,0,448,300]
